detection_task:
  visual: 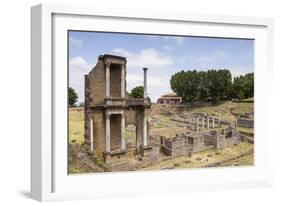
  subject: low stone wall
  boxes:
[224,135,240,146]
[237,118,254,128]
[241,135,254,144]
[162,137,187,157]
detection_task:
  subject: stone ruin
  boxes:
[161,125,241,158]
[84,54,158,168]
[171,112,228,131]
[84,54,244,171]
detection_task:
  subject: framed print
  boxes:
[31,3,274,201]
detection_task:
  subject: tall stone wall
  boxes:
[92,109,105,158]
[88,60,106,105]
[125,109,137,125]
[110,114,121,150]
[84,74,91,144]
[110,64,121,98]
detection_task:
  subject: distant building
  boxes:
[157,93,182,104]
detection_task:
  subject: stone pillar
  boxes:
[207,116,210,129]
[121,64,125,98]
[143,115,147,146]
[202,117,205,129]
[143,67,148,99]
[90,117,94,151]
[121,112,126,150]
[212,117,215,128]
[105,113,111,153]
[218,114,221,124]
[196,117,200,131]
[105,62,110,98]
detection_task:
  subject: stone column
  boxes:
[212,117,215,128]
[105,113,111,153]
[90,117,94,151]
[121,64,125,98]
[196,117,200,131]
[121,112,126,150]
[143,68,148,99]
[143,115,147,146]
[202,117,205,129]
[207,116,210,129]
[218,114,221,124]
[105,62,110,98]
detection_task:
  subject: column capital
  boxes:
[105,113,111,119]
[105,62,111,68]
[143,67,148,71]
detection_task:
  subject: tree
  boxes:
[170,69,234,102]
[198,71,208,100]
[68,87,78,106]
[129,86,144,98]
[170,70,201,102]
[211,69,232,101]
[183,70,201,102]
[232,72,254,100]
[170,70,187,100]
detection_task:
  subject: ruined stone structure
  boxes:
[83,54,244,171]
[237,118,254,128]
[84,54,152,164]
[171,112,225,131]
[161,126,240,158]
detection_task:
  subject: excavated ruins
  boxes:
[84,54,244,171]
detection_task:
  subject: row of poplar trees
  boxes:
[170,69,254,103]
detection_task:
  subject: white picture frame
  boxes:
[31,3,274,202]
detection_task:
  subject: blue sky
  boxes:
[69,31,254,103]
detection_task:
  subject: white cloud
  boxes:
[126,73,171,102]
[127,74,168,89]
[68,54,173,103]
[69,56,93,103]
[69,36,83,49]
[112,47,176,101]
[113,48,173,69]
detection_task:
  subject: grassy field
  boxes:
[69,107,84,144]
[189,101,254,122]
[68,100,254,144]
[143,142,253,170]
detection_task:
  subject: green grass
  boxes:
[69,107,84,144]
[143,142,254,170]
[237,126,254,135]
[188,101,253,122]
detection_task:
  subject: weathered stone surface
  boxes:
[84,54,151,163]
[237,118,254,128]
